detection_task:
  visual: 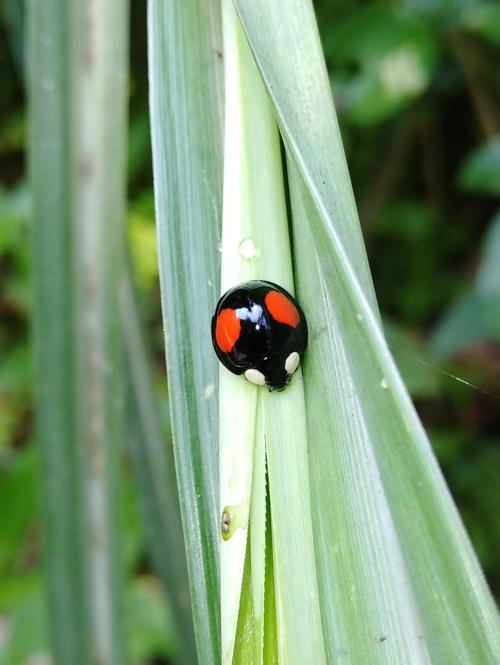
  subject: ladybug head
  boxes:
[244,351,301,391]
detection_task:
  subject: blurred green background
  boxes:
[1,0,499,663]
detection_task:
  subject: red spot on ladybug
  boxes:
[215,308,241,353]
[265,290,300,328]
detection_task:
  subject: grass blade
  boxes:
[29,2,84,659]
[29,0,129,662]
[121,265,197,664]
[148,1,224,661]
[235,0,500,660]
[290,161,430,662]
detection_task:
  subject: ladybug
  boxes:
[211,280,308,391]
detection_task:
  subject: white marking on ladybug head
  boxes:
[244,368,266,386]
[285,352,300,375]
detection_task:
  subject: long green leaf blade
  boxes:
[148,1,224,661]
[121,266,197,664]
[290,161,429,662]
[29,1,84,659]
[30,0,130,663]
[235,0,500,661]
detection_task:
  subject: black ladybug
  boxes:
[211,280,308,391]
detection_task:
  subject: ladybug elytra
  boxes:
[211,280,308,391]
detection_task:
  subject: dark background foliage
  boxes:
[0,0,499,662]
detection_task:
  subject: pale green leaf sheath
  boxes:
[219,4,265,661]
[235,0,500,662]
[220,4,326,664]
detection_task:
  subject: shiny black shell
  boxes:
[211,280,308,390]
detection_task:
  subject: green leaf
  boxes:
[121,264,197,662]
[0,350,31,451]
[323,6,434,65]
[0,586,49,665]
[0,446,37,575]
[0,345,30,393]
[0,0,24,74]
[234,0,500,661]
[431,290,485,358]
[0,184,29,254]
[29,0,130,662]
[431,210,500,357]
[0,183,30,310]
[0,574,40,613]
[457,137,500,195]
[324,6,437,125]
[383,319,442,398]
[148,1,223,662]
[476,210,500,309]
[126,576,179,664]
[127,197,158,292]
[461,3,500,45]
